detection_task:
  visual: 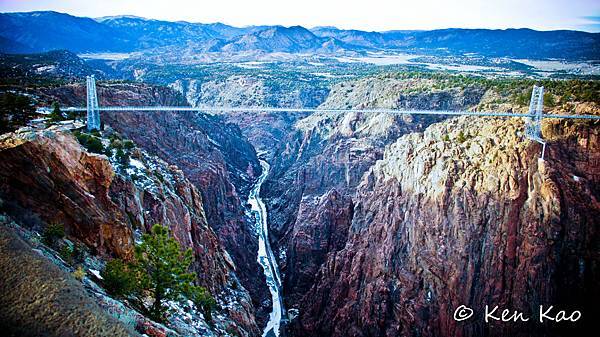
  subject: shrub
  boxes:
[191,286,217,322]
[122,140,135,150]
[110,139,123,150]
[60,245,74,264]
[101,258,136,297]
[442,134,450,142]
[456,131,467,143]
[73,265,86,281]
[43,223,65,246]
[116,148,130,166]
[86,137,105,154]
[76,132,105,154]
[544,92,556,108]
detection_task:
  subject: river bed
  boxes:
[248,159,284,337]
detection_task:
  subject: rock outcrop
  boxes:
[0,224,137,337]
[288,115,599,336]
[35,82,271,327]
[253,76,599,337]
[170,75,329,109]
[0,131,134,258]
[0,129,260,336]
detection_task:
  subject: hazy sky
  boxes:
[1,0,599,32]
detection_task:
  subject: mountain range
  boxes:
[1,11,599,60]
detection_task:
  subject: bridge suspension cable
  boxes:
[69,80,600,159]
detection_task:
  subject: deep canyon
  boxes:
[0,73,598,337]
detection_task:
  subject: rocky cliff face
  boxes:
[259,84,469,321]
[169,75,329,109]
[0,129,260,336]
[254,112,446,337]
[252,76,599,336]
[0,131,134,258]
[290,114,599,336]
[38,82,270,327]
[320,76,486,111]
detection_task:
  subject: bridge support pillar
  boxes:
[525,85,546,159]
[86,75,100,131]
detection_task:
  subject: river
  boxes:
[248,159,285,337]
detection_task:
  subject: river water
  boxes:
[248,159,285,337]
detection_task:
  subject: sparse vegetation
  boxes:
[73,265,86,281]
[115,148,130,166]
[0,92,36,133]
[75,131,105,154]
[43,222,65,246]
[123,140,135,150]
[102,258,137,297]
[456,131,467,143]
[101,224,216,323]
[192,287,217,322]
[59,245,74,264]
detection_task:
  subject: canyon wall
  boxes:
[0,129,260,336]
[255,77,599,336]
[38,82,271,325]
[292,115,599,336]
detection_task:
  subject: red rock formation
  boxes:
[289,116,599,336]
[0,131,133,258]
[0,129,260,336]
[36,82,271,326]
[100,108,269,324]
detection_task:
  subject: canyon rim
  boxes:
[0,1,599,336]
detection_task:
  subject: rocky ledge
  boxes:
[0,129,260,336]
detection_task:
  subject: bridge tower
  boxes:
[86,75,100,131]
[525,85,546,159]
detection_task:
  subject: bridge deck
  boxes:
[62,106,600,120]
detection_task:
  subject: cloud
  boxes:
[580,16,600,32]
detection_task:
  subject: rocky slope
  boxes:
[251,76,599,336]
[258,78,481,317]
[320,76,487,111]
[169,75,329,109]
[0,223,136,337]
[37,82,271,327]
[290,114,599,336]
[0,129,259,336]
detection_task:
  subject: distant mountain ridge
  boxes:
[1,11,599,60]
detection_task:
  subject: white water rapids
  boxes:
[248,159,285,337]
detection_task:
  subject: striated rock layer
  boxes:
[0,130,259,336]
[250,75,599,337]
[37,82,271,326]
[288,116,599,336]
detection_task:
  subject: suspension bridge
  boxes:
[60,75,600,159]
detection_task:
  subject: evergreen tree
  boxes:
[0,92,35,133]
[134,224,197,321]
[102,224,215,323]
[47,101,64,124]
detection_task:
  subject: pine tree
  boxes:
[102,224,216,322]
[133,224,197,321]
[47,101,64,124]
